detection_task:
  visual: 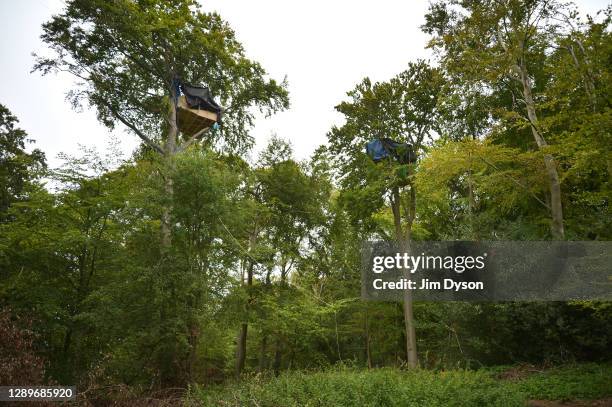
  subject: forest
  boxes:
[0,0,610,406]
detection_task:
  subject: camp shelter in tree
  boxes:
[177,82,223,136]
[366,138,417,165]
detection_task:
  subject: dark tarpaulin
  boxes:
[366,138,417,164]
[180,83,223,122]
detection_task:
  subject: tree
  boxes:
[0,103,46,220]
[416,138,549,240]
[422,0,583,239]
[1,146,130,382]
[230,137,327,377]
[327,61,444,367]
[34,0,289,248]
[541,10,611,239]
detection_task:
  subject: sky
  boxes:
[0,0,608,168]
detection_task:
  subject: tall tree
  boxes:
[258,138,325,375]
[34,0,289,248]
[327,61,443,367]
[423,0,580,239]
[1,146,130,382]
[227,137,325,378]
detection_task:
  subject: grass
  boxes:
[187,364,612,407]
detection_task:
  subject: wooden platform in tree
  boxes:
[177,95,218,136]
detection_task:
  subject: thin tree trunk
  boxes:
[391,185,418,368]
[258,268,272,373]
[566,44,596,111]
[235,232,256,379]
[364,307,372,369]
[519,60,565,239]
[404,185,418,367]
[234,265,253,379]
[258,333,268,372]
[272,264,287,377]
[161,92,178,249]
[187,322,199,381]
[235,322,248,379]
[273,337,282,376]
[467,150,478,239]
[158,92,178,387]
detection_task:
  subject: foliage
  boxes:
[0,0,609,402]
[189,367,519,406]
[0,308,47,386]
[34,0,289,154]
[512,363,612,400]
[0,103,46,220]
[190,364,612,406]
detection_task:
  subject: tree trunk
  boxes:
[258,268,273,373]
[235,263,253,379]
[258,333,268,372]
[391,185,418,368]
[519,60,565,239]
[364,307,372,369]
[272,265,288,377]
[404,185,418,368]
[566,44,597,111]
[161,93,178,249]
[467,150,478,240]
[235,322,248,379]
[187,322,199,381]
[235,232,256,379]
[273,337,282,376]
[158,93,178,387]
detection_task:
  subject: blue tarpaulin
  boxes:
[366,139,390,162]
[365,138,416,164]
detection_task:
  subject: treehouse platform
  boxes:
[177,95,218,136]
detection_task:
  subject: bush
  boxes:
[0,308,47,386]
[512,364,612,400]
[189,367,525,406]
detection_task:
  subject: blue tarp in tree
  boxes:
[365,138,416,164]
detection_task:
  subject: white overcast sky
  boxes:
[0,0,608,167]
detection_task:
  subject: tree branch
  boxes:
[477,155,550,210]
[102,102,164,154]
[177,126,212,152]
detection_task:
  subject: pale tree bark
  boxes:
[565,44,597,111]
[518,58,565,239]
[364,306,372,369]
[496,24,565,239]
[158,84,213,249]
[157,89,178,387]
[391,185,418,368]
[161,92,178,250]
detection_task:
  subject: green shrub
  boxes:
[187,364,612,406]
[512,364,612,400]
[189,367,525,406]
